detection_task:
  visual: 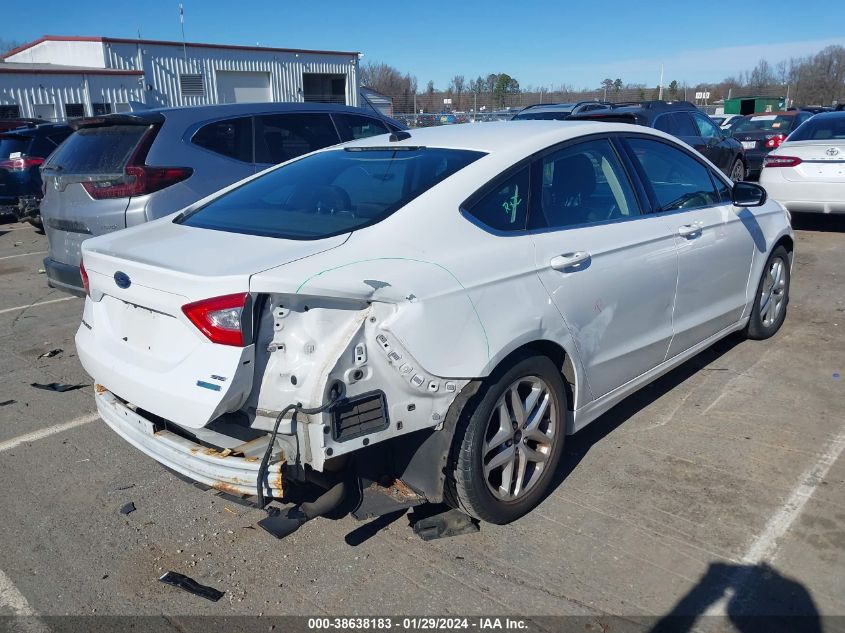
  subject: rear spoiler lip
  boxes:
[69,112,166,130]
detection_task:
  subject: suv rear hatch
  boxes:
[76,219,349,429]
[40,113,191,267]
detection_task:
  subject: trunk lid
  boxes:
[78,220,348,428]
[775,141,845,182]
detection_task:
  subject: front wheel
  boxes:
[446,353,567,524]
[745,245,790,339]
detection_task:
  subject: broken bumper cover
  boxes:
[94,386,283,498]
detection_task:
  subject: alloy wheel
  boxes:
[760,257,786,328]
[481,376,557,501]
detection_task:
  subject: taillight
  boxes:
[763,155,802,168]
[80,261,90,297]
[82,165,192,200]
[0,156,44,171]
[182,293,248,347]
[764,134,786,149]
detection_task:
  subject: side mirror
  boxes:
[733,181,767,206]
[721,128,732,138]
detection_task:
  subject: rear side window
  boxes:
[627,138,720,211]
[463,167,530,231]
[177,148,484,239]
[333,114,389,142]
[192,117,253,163]
[788,115,845,141]
[45,125,148,174]
[254,113,339,164]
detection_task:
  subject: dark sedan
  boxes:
[731,111,814,178]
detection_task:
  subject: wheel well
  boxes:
[774,234,794,255]
[510,340,576,411]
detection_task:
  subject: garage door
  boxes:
[215,71,272,104]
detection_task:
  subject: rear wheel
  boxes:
[446,353,567,524]
[730,158,745,182]
[745,245,790,339]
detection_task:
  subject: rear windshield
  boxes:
[787,115,845,141]
[45,125,149,174]
[734,115,794,134]
[0,136,31,159]
[177,147,485,239]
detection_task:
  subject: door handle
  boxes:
[677,222,704,238]
[550,251,591,271]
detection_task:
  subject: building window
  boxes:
[302,73,347,104]
[65,103,85,119]
[92,103,112,116]
[0,105,22,118]
[180,74,205,97]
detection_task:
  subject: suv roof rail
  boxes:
[639,100,697,110]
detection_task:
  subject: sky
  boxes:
[3,0,845,90]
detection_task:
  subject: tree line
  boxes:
[360,45,845,114]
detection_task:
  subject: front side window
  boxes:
[530,138,640,229]
[627,138,720,211]
[463,167,530,231]
[333,113,389,142]
[192,117,253,163]
[254,113,339,164]
[178,148,484,239]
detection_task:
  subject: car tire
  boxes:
[730,158,745,182]
[745,245,790,340]
[445,352,567,524]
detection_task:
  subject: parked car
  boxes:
[512,101,611,121]
[39,103,405,296]
[0,123,73,227]
[0,117,48,132]
[731,110,815,178]
[76,121,793,532]
[759,111,845,214]
[571,101,747,181]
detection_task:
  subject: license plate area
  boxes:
[100,295,195,364]
[742,141,757,150]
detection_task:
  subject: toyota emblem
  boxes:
[826,147,840,156]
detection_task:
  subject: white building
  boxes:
[0,35,360,121]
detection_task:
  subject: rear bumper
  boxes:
[44,257,85,297]
[760,174,845,214]
[94,385,284,498]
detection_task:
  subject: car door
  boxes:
[691,111,732,172]
[623,136,755,358]
[253,112,340,172]
[528,136,679,398]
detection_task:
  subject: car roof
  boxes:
[342,120,661,154]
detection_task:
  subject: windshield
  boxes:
[177,147,485,240]
[734,115,794,134]
[787,115,845,141]
[0,136,31,159]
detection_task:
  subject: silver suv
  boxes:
[40,103,404,295]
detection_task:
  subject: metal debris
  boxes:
[119,502,136,515]
[158,571,224,602]
[30,382,88,393]
[0,400,16,407]
[37,348,63,359]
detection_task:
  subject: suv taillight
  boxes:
[0,156,44,171]
[763,155,802,168]
[80,261,90,297]
[182,293,249,347]
[765,134,786,149]
[82,165,193,200]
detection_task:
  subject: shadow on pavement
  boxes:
[651,561,821,633]
[791,213,845,233]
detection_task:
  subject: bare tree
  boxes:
[451,75,465,110]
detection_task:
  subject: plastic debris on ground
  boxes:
[158,571,224,602]
[30,382,88,393]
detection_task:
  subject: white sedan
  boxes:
[759,111,845,214]
[75,121,793,532]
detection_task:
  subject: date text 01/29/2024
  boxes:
[307,617,529,630]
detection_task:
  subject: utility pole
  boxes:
[179,4,187,63]
[658,64,664,100]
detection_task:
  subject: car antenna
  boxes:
[389,130,412,142]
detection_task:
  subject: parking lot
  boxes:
[0,216,843,629]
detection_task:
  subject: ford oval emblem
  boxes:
[114,271,131,289]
